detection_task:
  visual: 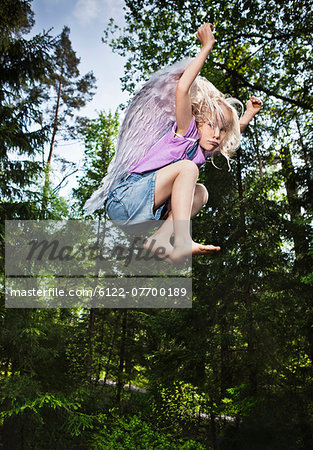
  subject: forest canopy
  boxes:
[1,0,313,448]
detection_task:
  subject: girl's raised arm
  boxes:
[175,23,215,136]
[240,96,262,132]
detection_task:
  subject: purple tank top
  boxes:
[129,118,208,174]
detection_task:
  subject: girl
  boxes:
[84,23,262,264]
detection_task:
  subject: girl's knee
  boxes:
[177,160,199,177]
[196,183,209,205]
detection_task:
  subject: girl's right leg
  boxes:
[149,160,220,263]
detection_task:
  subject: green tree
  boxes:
[72,109,119,218]
[41,25,97,217]
[0,0,54,220]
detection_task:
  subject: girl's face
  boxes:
[197,105,232,153]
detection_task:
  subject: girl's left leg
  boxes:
[152,183,208,240]
[144,183,220,259]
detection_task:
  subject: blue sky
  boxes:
[31,0,129,199]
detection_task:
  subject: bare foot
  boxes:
[143,236,190,267]
[169,240,220,265]
[143,235,173,261]
[143,236,220,266]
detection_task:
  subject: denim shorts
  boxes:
[105,171,169,226]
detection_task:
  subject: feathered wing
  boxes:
[83,57,192,215]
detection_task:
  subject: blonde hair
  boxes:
[190,76,243,170]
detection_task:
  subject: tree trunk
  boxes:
[87,308,96,381]
[280,144,309,270]
[236,149,258,394]
[210,413,217,449]
[220,314,231,398]
[296,117,313,206]
[246,289,257,395]
[236,148,246,238]
[252,118,264,177]
[103,313,120,385]
[41,78,62,217]
[116,311,127,408]
[87,219,106,381]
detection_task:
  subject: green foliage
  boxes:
[0,392,81,425]
[153,381,209,425]
[0,0,54,217]
[43,25,97,136]
[72,109,119,216]
[1,1,313,449]
[88,413,204,449]
[221,384,259,417]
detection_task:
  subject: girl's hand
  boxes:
[175,23,215,135]
[195,23,215,49]
[240,97,262,132]
[246,96,262,115]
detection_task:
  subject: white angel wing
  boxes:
[83,57,192,215]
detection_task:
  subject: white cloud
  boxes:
[43,0,62,4]
[73,0,100,25]
[73,0,125,25]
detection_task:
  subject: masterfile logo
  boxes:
[5,220,192,308]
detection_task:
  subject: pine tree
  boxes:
[0,0,54,220]
[41,26,97,218]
